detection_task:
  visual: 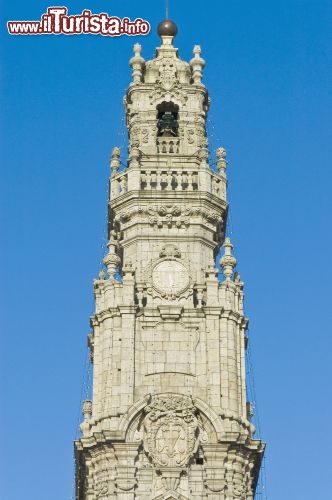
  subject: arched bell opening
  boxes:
[157,101,179,137]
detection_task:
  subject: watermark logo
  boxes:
[7,7,150,36]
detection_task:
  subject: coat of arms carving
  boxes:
[143,394,200,468]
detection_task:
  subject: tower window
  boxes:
[157,101,179,137]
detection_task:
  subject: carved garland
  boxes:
[113,205,223,229]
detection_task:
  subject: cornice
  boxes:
[109,189,228,211]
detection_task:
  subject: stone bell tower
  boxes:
[75,19,265,499]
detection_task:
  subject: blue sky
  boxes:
[1,1,332,498]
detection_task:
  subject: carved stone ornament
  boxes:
[146,205,189,228]
[149,82,188,107]
[145,245,192,300]
[90,448,117,498]
[233,481,245,498]
[204,474,225,493]
[159,244,181,258]
[116,479,136,492]
[141,127,150,144]
[152,260,189,299]
[112,206,223,242]
[187,129,195,144]
[113,206,223,234]
[143,394,200,468]
[130,125,140,147]
[158,57,178,91]
[95,480,109,497]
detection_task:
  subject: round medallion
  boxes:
[152,260,189,297]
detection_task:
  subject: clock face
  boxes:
[152,260,189,296]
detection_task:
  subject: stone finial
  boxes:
[80,400,92,436]
[82,400,92,420]
[190,45,205,84]
[246,401,254,419]
[129,43,145,83]
[157,19,178,46]
[103,252,121,280]
[198,146,209,167]
[123,259,132,269]
[157,19,178,38]
[123,259,135,278]
[129,145,140,168]
[103,238,121,280]
[112,146,120,157]
[216,147,227,174]
[234,272,244,312]
[205,260,218,279]
[110,147,121,175]
[120,176,127,193]
[133,43,141,57]
[234,272,243,289]
[98,269,106,280]
[220,237,237,281]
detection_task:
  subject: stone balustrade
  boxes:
[156,137,180,154]
[110,169,226,199]
[141,170,199,191]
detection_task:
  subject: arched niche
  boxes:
[157,101,179,137]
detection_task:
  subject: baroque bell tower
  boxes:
[75,19,265,499]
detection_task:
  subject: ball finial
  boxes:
[157,19,178,38]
